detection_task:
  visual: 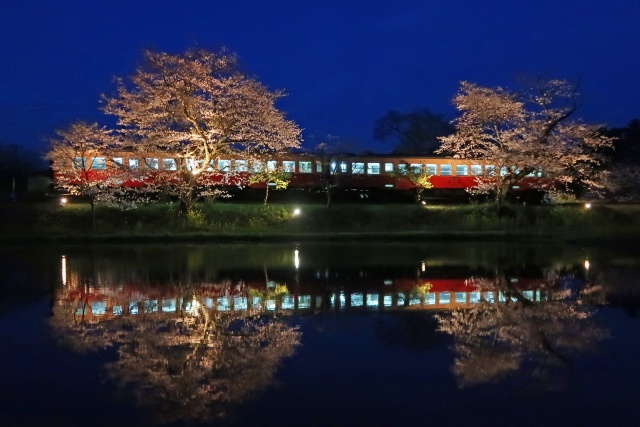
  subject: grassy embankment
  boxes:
[1,201,639,243]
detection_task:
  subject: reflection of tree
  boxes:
[436,266,608,390]
[50,290,300,423]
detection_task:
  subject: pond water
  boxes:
[1,242,639,426]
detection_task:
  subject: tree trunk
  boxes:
[263,184,269,205]
[325,187,332,208]
[495,182,511,214]
[90,197,96,231]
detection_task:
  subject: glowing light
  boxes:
[584,203,592,209]
[421,261,426,272]
[294,249,299,269]
[60,197,67,206]
[584,260,590,270]
[292,208,301,216]
[61,255,67,286]
[421,200,427,205]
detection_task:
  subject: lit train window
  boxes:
[267,160,277,171]
[330,161,337,173]
[426,164,437,175]
[340,162,347,173]
[485,165,495,176]
[283,161,296,172]
[299,161,312,173]
[352,162,365,174]
[112,157,123,167]
[471,165,482,175]
[440,164,452,176]
[91,157,107,170]
[456,165,468,176]
[316,161,323,173]
[163,158,177,170]
[218,159,231,172]
[367,163,380,174]
[73,157,85,169]
[398,164,407,174]
[500,167,508,176]
[252,161,264,172]
[145,158,159,169]
[384,163,394,173]
[410,164,422,173]
[234,159,248,172]
[129,159,139,170]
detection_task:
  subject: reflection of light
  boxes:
[584,260,590,270]
[294,250,299,269]
[293,208,301,216]
[61,255,67,286]
[421,200,427,205]
[189,298,201,316]
[421,261,426,272]
[585,203,592,209]
[60,197,67,206]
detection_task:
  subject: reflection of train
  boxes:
[52,151,554,202]
[56,259,559,321]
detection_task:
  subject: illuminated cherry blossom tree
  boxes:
[103,48,301,211]
[438,79,613,212]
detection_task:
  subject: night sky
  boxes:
[1,0,639,153]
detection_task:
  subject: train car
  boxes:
[51,151,553,203]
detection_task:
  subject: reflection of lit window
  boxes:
[217,297,230,311]
[384,163,394,173]
[440,164,452,176]
[340,162,347,173]
[455,292,466,303]
[315,296,323,308]
[484,292,495,303]
[425,293,436,305]
[144,299,158,313]
[266,299,276,310]
[366,294,379,307]
[340,291,346,308]
[351,293,364,307]
[523,290,534,301]
[91,301,107,315]
[439,292,451,304]
[282,295,295,309]
[162,299,176,312]
[113,305,123,315]
[367,163,380,174]
[234,297,248,310]
[409,295,421,306]
[299,161,312,173]
[203,298,214,309]
[298,295,311,309]
[383,294,393,307]
[470,292,481,303]
[397,292,405,305]
[129,301,139,314]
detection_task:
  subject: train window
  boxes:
[471,164,482,175]
[145,158,159,169]
[352,162,365,174]
[485,165,495,176]
[316,161,323,173]
[91,157,107,170]
[500,167,508,176]
[266,160,277,171]
[299,161,312,173]
[218,159,231,172]
[439,292,451,304]
[367,163,380,174]
[73,157,85,169]
[251,161,264,172]
[234,159,248,172]
[398,164,407,174]
[426,164,437,175]
[330,161,337,173]
[340,162,347,173]
[440,164,452,176]
[129,159,139,170]
[525,169,536,177]
[456,165,468,176]
[198,160,214,171]
[384,163,394,173]
[283,161,296,172]
[163,158,177,171]
[112,157,123,167]
[410,164,422,173]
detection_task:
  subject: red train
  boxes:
[52,151,552,203]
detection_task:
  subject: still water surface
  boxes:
[1,242,639,426]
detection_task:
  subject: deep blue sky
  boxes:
[1,0,639,153]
